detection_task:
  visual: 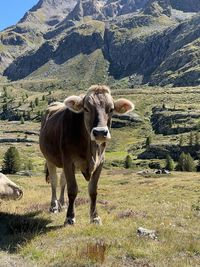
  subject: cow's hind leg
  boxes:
[88,163,103,225]
[63,162,78,226]
[47,161,62,213]
[59,171,66,208]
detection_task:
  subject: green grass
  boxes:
[1,85,200,265]
[1,171,200,266]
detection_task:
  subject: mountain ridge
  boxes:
[0,0,200,87]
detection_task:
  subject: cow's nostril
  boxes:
[93,129,108,137]
[93,129,99,137]
[103,130,108,136]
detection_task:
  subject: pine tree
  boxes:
[185,153,196,172]
[20,116,25,124]
[176,152,196,172]
[195,132,200,147]
[2,146,21,174]
[124,155,132,169]
[146,136,152,148]
[27,111,31,120]
[35,97,39,106]
[165,155,175,171]
[176,152,187,171]
[179,135,184,146]
[189,132,194,146]
[196,160,200,172]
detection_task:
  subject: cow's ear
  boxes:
[114,98,134,114]
[64,96,84,113]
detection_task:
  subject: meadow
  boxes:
[0,83,200,266]
[1,171,200,267]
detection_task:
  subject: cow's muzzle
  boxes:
[91,126,111,143]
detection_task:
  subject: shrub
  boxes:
[149,162,161,169]
[124,155,132,169]
[20,116,25,124]
[35,97,39,106]
[189,132,194,146]
[165,154,175,171]
[176,152,196,172]
[195,132,200,147]
[24,160,34,171]
[146,136,152,148]
[179,135,183,146]
[2,146,21,174]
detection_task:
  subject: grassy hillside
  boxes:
[1,84,200,266]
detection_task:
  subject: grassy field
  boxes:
[1,171,200,267]
[1,84,200,266]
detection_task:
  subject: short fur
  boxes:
[39,85,134,224]
[0,173,23,200]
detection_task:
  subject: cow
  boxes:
[0,173,23,200]
[39,85,134,225]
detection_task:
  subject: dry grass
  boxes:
[0,171,200,266]
[1,85,200,266]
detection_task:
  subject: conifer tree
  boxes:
[124,155,132,169]
[179,135,184,146]
[185,153,196,172]
[20,116,25,124]
[176,152,196,172]
[146,136,152,148]
[189,132,194,146]
[35,97,39,106]
[195,132,200,147]
[2,146,21,174]
[165,155,175,171]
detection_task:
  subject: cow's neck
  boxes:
[82,129,106,180]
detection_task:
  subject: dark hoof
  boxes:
[49,200,62,213]
[91,216,102,225]
[64,217,76,226]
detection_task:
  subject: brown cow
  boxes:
[39,85,134,225]
[0,173,23,200]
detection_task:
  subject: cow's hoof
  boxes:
[49,200,62,213]
[64,217,76,226]
[91,216,102,225]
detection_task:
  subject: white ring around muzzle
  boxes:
[91,126,111,143]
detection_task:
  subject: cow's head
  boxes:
[64,85,134,144]
[0,173,23,200]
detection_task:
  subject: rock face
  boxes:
[150,106,200,135]
[1,0,200,87]
[144,0,172,17]
[170,0,200,12]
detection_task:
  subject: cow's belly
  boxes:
[40,140,63,168]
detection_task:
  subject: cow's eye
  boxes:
[84,107,89,112]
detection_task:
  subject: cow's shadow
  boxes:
[0,211,62,253]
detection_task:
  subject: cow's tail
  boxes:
[44,162,50,183]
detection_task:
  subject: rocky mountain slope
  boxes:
[0,0,200,87]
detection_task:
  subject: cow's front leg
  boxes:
[46,161,62,213]
[63,162,78,226]
[88,163,103,225]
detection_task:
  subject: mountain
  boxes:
[1,0,200,87]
